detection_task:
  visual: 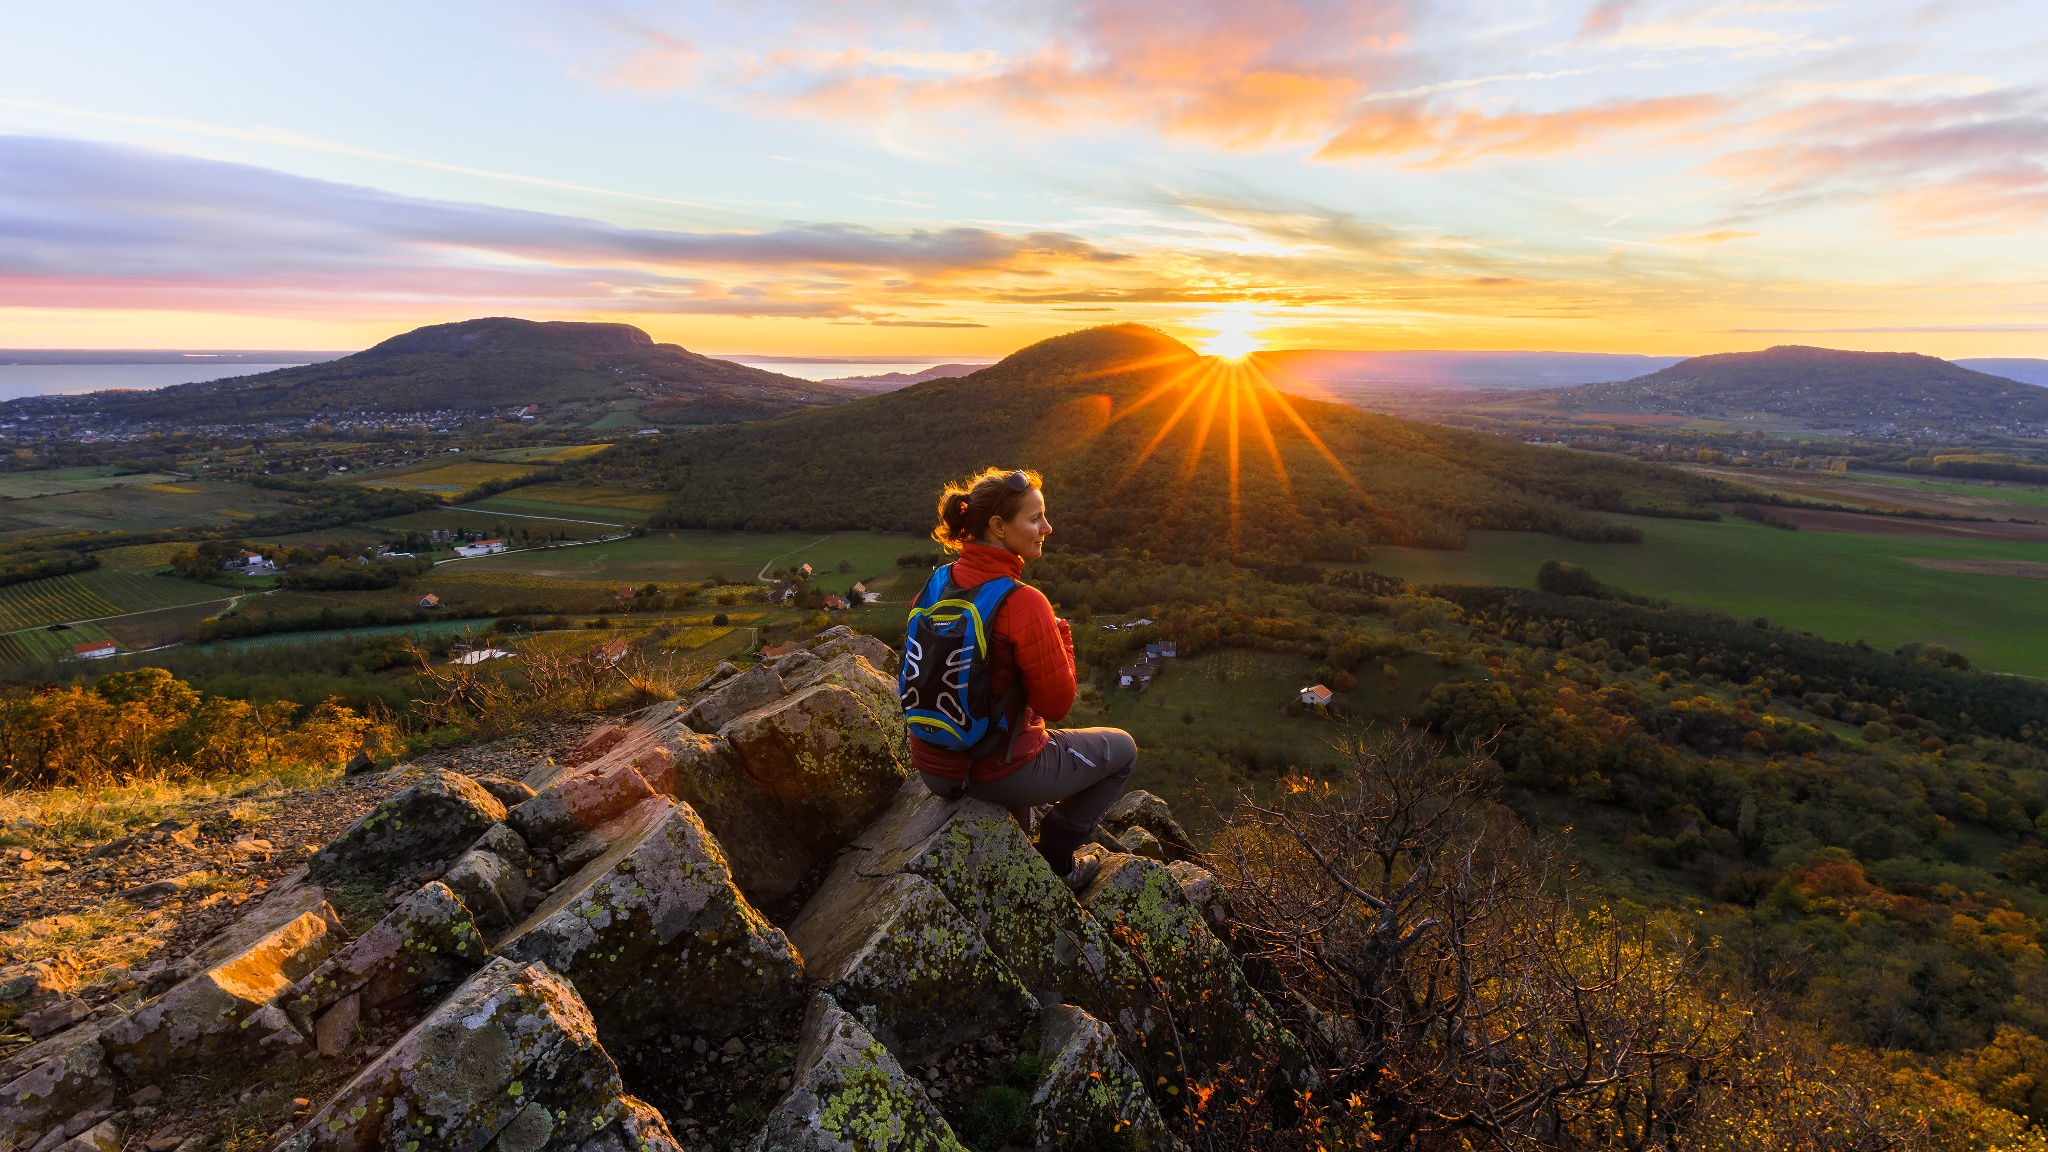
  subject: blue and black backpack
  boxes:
[898,564,1021,779]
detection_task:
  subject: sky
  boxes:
[2,0,2046,358]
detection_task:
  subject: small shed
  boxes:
[1300,684,1334,707]
[416,593,440,609]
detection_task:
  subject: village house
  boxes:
[1300,684,1334,708]
[416,593,440,609]
[1118,661,1156,688]
[221,550,276,575]
[73,639,118,660]
[760,641,802,659]
[822,593,848,611]
[1145,641,1178,659]
[455,539,506,558]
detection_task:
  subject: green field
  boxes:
[0,479,290,538]
[14,622,115,663]
[447,530,926,587]
[1367,515,2048,676]
[0,466,186,499]
[0,569,233,632]
[355,461,541,493]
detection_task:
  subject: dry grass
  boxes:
[0,759,342,847]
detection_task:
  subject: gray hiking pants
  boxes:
[920,727,1137,835]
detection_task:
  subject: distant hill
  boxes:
[7,318,852,427]
[1478,346,2048,434]
[585,325,1732,560]
[1956,358,2048,387]
[1252,349,1686,396]
[822,364,988,393]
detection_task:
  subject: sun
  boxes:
[1192,306,1268,360]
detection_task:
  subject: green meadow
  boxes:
[1368,515,2048,676]
[448,529,927,588]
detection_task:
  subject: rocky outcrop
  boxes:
[1101,791,1198,862]
[439,823,532,936]
[665,731,814,908]
[277,958,671,1152]
[751,993,965,1152]
[1081,855,1299,1082]
[310,770,506,882]
[51,626,1293,1152]
[1034,1005,1172,1151]
[683,666,786,734]
[788,869,1035,1068]
[498,800,804,1046]
[722,682,907,846]
[99,883,343,1082]
[282,881,488,1041]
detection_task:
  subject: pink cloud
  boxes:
[1316,93,1729,164]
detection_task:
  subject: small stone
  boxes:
[313,993,359,1058]
[143,1131,182,1152]
[16,999,89,1040]
[721,1038,744,1055]
[126,1086,163,1107]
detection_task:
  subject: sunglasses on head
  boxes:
[1003,470,1031,492]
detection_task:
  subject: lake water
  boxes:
[0,363,316,402]
[720,358,993,381]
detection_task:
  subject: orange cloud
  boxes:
[1317,93,1729,164]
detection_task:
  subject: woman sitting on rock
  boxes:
[902,467,1135,890]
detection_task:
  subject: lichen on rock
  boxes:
[277,958,632,1152]
[721,683,908,847]
[751,993,966,1152]
[283,880,489,1036]
[1034,1004,1174,1152]
[311,769,507,883]
[787,867,1035,1069]
[497,800,804,1046]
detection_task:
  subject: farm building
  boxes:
[416,593,440,609]
[615,586,637,600]
[450,648,510,666]
[1145,641,1178,659]
[822,594,848,610]
[221,551,276,575]
[1300,684,1334,707]
[798,563,813,578]
[1118,662,1157,688]
[73,639,118,660]
[761,641,802,659]
[455,540,507,558]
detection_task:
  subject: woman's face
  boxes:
[988,487,1052,559]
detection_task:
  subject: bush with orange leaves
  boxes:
[1204,729,2044,1150]
[0,667,401,789]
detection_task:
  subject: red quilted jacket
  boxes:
[909,542,1075,782]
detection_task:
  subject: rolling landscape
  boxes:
[10,5,2048,1150]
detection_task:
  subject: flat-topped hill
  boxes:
[7,317,854,426]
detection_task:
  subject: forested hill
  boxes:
[585,324,1736,561]
[8,317,853,425]
[1529,345,2048,432]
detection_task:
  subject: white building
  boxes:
[455,539,507,558]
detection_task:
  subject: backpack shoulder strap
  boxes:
[910,565,954,613]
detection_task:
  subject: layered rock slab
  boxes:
[786,867,1034,1069]
[1079,855,1299,1082]
[283,881,489,1037]
[497,800,804,1045]
[719,680,908,847]
[829,787,1180,1086]
[664,732,813,909]
[751,993,965,1152]
[99,883,343,1082]
[1034,1005,1172,1152]
[311,770,507,882]
[278,957,673,1152]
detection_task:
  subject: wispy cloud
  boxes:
[0,135,1129,320]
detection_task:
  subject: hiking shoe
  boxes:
[1062,847,1103,892]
